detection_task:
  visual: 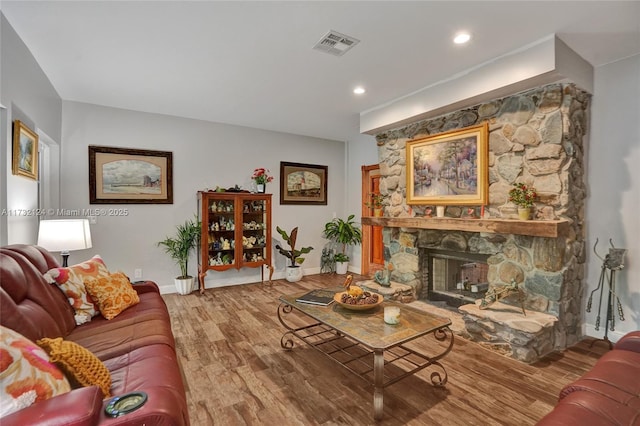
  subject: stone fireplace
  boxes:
[364,83,590,362]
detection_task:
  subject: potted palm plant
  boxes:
[157,216,201,294]
[322,214,362,275]
[275,226,314,282]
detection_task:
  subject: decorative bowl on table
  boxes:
[333,291,384,311]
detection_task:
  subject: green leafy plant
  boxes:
[365,193,384,209]
[508,183,538,208]
[333,252,349,263]
[275,226,314,267]
[157,216,201,278]
[322,214,362,262]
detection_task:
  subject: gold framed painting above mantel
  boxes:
[89,145,173,204]
[406,122,488,206]
[12,120,39,180]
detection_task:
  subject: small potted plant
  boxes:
[322,214,362,275]
[275,226,314,282]
[157,216,201,294]
[251,167,273,193]
[365,193,384,217]
[508,183,538,220]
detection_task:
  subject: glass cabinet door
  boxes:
[206,196,236,267]
[240,198,267,266]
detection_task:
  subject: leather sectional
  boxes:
[537,330,640,425]
[0,244,189,425]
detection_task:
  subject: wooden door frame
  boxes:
[361,164,382,276]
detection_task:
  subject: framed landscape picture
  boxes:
[406,122,488,206]
[89,146,173,204]
[12,120,39,180]
[280,161,328,205]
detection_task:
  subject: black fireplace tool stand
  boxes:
[586,239,626,350]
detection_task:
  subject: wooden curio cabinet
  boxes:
[197,191,272,293]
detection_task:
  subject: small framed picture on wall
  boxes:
[280,161,328,205]
[12,120,39,180]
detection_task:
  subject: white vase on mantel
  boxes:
[517,207,532,220]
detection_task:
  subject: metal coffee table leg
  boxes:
[373,349,384,420]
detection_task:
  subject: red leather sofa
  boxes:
[537,331,640,425]
[0,244,189,425]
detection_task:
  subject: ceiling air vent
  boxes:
[313,30,360,56]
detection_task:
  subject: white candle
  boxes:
[384,306,400,325]
[436,206,445,217]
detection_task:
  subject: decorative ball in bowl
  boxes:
[333,290,383,311]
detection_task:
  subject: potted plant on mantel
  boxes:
[365,193,384,217]
[508,182,538,220]
[275,226,314,282]
[157,216,201,295]
[322,214,362,275]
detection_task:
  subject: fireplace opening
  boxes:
[424,249,490,307]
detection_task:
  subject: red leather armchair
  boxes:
[0,245,189,425]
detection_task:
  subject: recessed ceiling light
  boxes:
[353,87,366,95]
[454,32,471,44]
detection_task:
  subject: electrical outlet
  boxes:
[134,269,142,279]
[88,216,97,224]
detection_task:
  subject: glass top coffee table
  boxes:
[278,288,454,421]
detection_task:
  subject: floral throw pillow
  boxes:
[0,326,71,418]
[43,255,109,325]
[84,271,140,320]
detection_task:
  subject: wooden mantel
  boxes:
[361,216,569,238]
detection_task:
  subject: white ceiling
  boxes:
[2,1,639,142]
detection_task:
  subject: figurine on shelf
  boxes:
[425,207,433,218]
[221,238,231,250]
[465,208,477,219]
[211,201,218,212]
[210,253,223,266]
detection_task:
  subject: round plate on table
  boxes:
[333,291,384,311]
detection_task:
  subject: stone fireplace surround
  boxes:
[366,83,590,362]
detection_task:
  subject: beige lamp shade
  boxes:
[37,219,93,253]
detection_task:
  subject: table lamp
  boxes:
[37,219,93,266]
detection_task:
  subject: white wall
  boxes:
[584,53,640,339]
[0,14,62,245]
[61,101,346,293]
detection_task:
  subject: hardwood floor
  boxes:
[162,273,607,426]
